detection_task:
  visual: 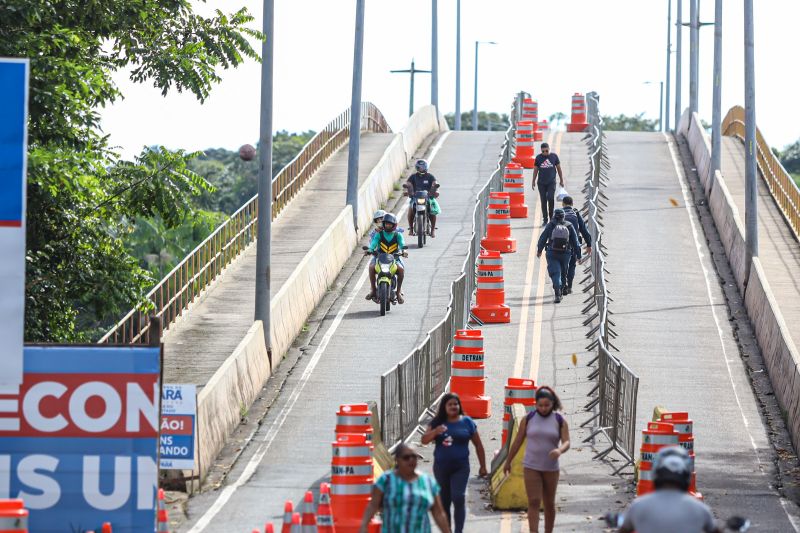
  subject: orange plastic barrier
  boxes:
[503,163,527,218]
[317,483,336,533]
[481,193,516,253]
[660,412,698,496]
[282,501,294,533]
[157,489,169,533]
[637,422,679,496]
[331,434,373,533]
[450,329,491,418]
[566,93,589,132]
[502,378,536,445]
[512,121,536,168]
[521,98,538,124]
[335,404,373,442]
[471,250,511,323]
[0,499,28,533]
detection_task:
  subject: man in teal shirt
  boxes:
[366,213,406,303]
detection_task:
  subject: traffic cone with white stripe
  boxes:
[102,523,112,533]
[265,524,275,533]
[157,489,169,532]
[290,512,303,533]
[301,491,318,532]
[316,483,335,533]
[281,501,294,533]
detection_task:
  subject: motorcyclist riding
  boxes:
[365,213,406,304]
[404,159,439,238]
[614,446,723,533]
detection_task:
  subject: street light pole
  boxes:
[431,0,438,113]
[659,81,664,131]
[391,59,431,116]
[346,0,365,231]
[689,0,698,114]
[675,0,683,128]
[454,0,461,130]
[472,40,496,131]
[254,0,274,352]
[711,0,723,177]
[665,0,672,131]
[744,0,758,278]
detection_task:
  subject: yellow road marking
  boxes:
[499,512,513,533]
[529,130,564,381]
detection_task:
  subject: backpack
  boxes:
[550,223,570,252]
[563,208,583,244]
[526,410,564,429]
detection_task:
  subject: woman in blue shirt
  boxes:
[421,393,488,533]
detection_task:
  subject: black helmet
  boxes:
[553,208,566,222]
[415,159,429,173]
[382,213,398,231]
[653,446,692,491]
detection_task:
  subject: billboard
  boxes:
[0,58,29,386]
[159,384,196,470]
[0,345,160,532]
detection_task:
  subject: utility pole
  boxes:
[431,0,439,114]
[689,0,698,114]
[391,59,431,117]
[254,0,274,353]
[744,0,758,280]
[711,0,723,177]
[675,0,682,128]
[659,81,664,131]
[454,0,461,130]
[665,0,672,131]
[346,0,365,231]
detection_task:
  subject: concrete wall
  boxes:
[191,106,447,481]
[680,111,800,452]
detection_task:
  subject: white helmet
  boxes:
[372,209,386,222]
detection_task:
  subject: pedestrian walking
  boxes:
[504,386,571,533]
[359,443,451,533]
[532,142,565,225]
[536,208,579,303]
[421,393,488,533]
[560,196,592,295]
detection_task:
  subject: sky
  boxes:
[100,0,800,159]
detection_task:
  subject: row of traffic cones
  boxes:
[276,487,334,533]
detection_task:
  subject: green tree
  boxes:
[548,112,567,128]
[773,139,800,187]
[1,1,263,341]
[602,113,659,132]
[444,111,510,131]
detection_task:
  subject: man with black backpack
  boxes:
[537,208,579,303]
[560,196,592,295]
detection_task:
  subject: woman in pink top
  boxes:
[504,386,571,533]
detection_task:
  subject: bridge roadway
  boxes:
[162,132,395,387]
[720,136,800,350]
[180,131,505,531]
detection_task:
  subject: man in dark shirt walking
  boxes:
[532,143,564,225]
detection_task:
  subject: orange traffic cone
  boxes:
[0,501,31,533]
[157,489,169,532]
[368,517,381,533]
[317,483,336,533]
[481,193,516,253]
[504,163,527,218]
[471,250,511,323]
[291,512,303,533]
[566,93,589,132]
[502,378,536,445]
[301,491,318,533]
[637,422,679,496]
[335,404,372,441]
[450,330,491,418]
[512,121,535,168]
[521,98,538,124]
[281,501,294,533]
[265,524,275,533]
[102,523,112,533]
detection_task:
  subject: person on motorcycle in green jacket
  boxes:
[366,213,406,304]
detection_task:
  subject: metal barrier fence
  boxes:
[99,103,391,345]
[722,105,800,241]
[579,92,639,474]
[379,92,529,448]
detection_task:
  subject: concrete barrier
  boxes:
[190,107,446,482]
[489,403,528,510]
[680,110,800,453]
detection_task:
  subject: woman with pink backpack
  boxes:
[503,386,571,533]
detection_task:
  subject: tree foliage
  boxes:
[1,1,263,341]
[602,113,659,132]
[444,111,510,131]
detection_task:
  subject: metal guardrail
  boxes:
[380,92,529,448]
[722,105,800,241]
[100,103,391,344]
[579,92,639,474]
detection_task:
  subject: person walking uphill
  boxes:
[421,393,488,533]
[537,208,579,303]
[532,143,564,225]
[360,443,451,533]
[504,387,571,533]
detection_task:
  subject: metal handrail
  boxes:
[722,105,800,241]
[100,103,392,344]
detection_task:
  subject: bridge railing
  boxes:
[99,103,391,345]
[722,105,800,241]
[379,92,528,449]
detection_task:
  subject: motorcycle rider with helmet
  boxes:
[614,446,723,533]
[365,213,406,304]
[404,159,439,238]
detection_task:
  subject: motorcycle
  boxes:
[604,512,750,532]
[408,183,440,249]
[363,246,408,316]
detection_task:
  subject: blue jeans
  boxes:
[433,461,470,533]
[546,249,571,291]
[562,251,579,287]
